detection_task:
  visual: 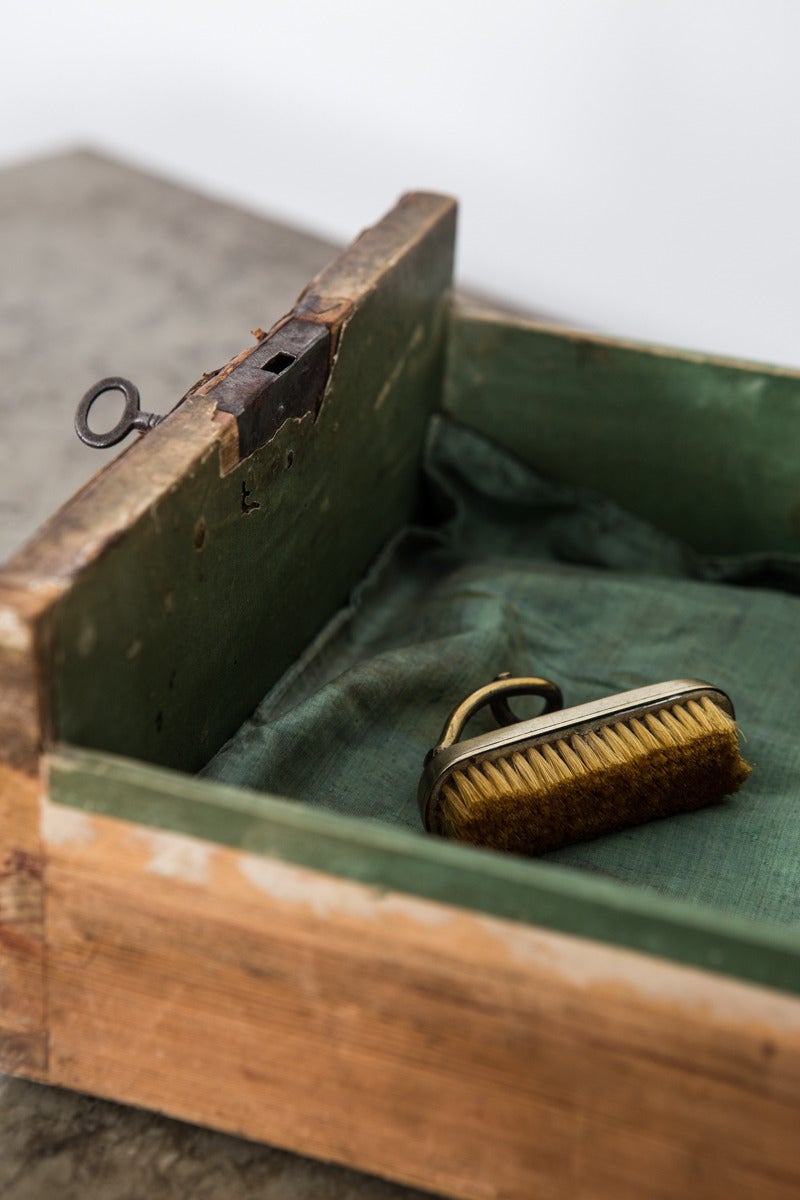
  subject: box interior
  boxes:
[201,312,800,932]
[33,298,800,995]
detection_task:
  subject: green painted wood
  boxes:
[16,195,455,773]
[445,303,800,555]
[49,745,800,998]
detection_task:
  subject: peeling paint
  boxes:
[380,894,454,927]
[76,620,96,657]
[0,606,31,652]
[373,322,425,411]
[238,854,455,930]
[476,914,800,1030]
[139,830,212,885]
[239,854,380,920]
[41,801,97,847]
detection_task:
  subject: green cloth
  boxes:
[203,417,800,929]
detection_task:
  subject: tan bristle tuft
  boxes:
[436,696,751,855]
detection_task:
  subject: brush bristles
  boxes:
[436,696,751,855]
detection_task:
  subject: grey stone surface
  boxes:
[0,148,338,562]
[0,1077,430,1199]
[0,149,430,1200]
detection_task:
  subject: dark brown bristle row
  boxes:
[436,696,751,855]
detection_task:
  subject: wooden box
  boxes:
[1,193,798,1199]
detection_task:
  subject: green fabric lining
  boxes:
[202,417,800,930]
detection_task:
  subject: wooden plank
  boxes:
[0,391,236,764]
[445,301,800,555]
[0,583,55,772]
[0,586,48,1074]
[0,764,46,1077]
[0,193,456,773]
[47,747,800,997]
[40,795,800,1200]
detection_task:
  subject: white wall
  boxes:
[4,1,799,366]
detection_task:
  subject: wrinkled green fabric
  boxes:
[203,417,800,928]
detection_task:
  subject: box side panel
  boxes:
[0,766,46,1078]
[47,748,800,998]
[40,795,800,1200]
[0,589,48,1076]
[0,195,456,773]
[445,302,800,555]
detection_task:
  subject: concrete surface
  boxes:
[0,1077,429,1200]
[0,149,432,1200]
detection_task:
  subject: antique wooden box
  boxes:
[1,193,798,1199]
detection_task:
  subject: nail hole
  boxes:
[286,450,294,469]
[193,518,207,550]
[155,711,164,733]
[263,351,296,375]
[241,481,260,514]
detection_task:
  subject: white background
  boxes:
[3,0,799,366]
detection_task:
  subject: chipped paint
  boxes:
[238,854,454,929]
[475,914,800,1031]
[379,894,454,927]
[373,322,425,411]
[239,854,378,919]
[139,829,212,885]
[41,800,96,847]
[76,620,96,657]
[0,606,31,653]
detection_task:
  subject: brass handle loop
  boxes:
[435,674,564,752]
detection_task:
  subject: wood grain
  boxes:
[446,299,800,555]
[41,797,800,1200]
[47,746,800,998]
[0,766,45,1077]
[0,583,55,772]
[0,585,48,1075]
